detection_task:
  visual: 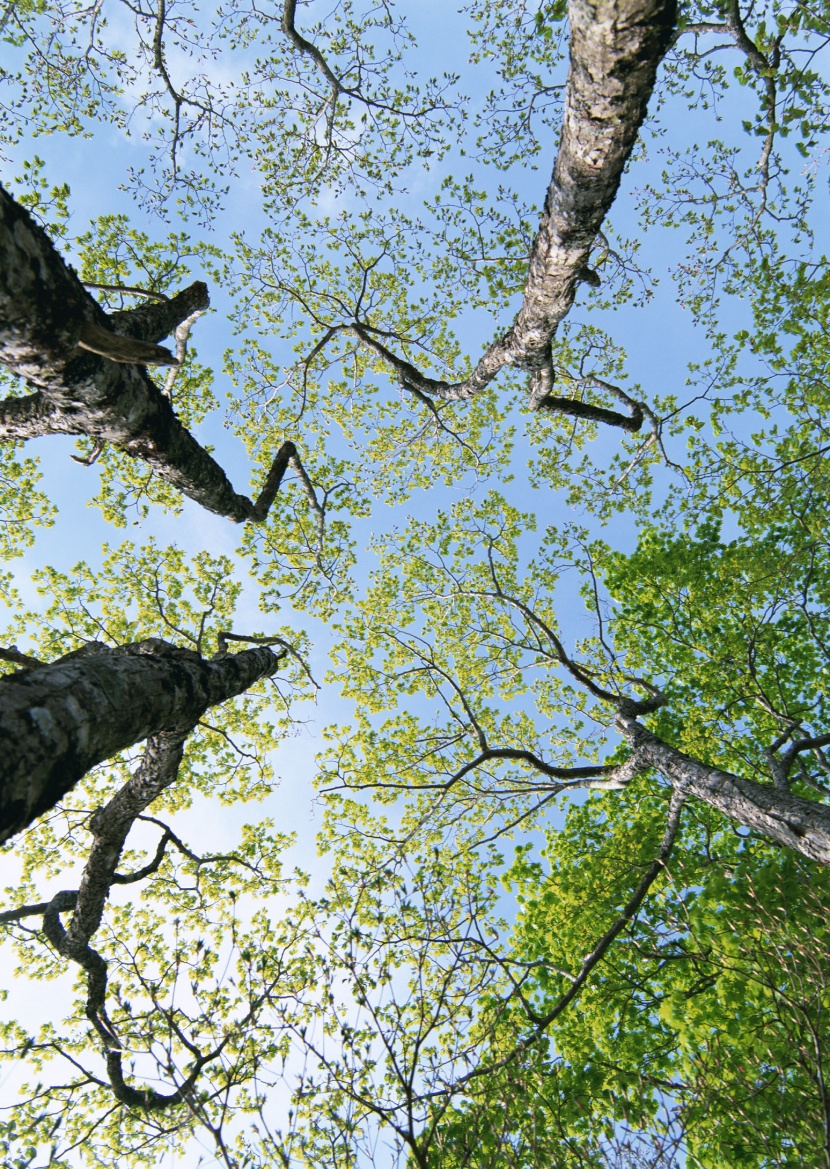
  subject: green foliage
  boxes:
[506,794,830,1166]
[604,518,830,777]
[0,433,55,557]
[4,0,830,1165]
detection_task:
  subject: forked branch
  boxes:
[296,0,675,428]
[0,184,322,526]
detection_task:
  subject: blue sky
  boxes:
[1,1,829,1160]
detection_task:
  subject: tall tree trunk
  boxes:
[349,0,676,421]
[0,639,283,843]
[0,185,298,523]
[618,715,830,865]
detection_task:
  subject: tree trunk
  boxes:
[619,716,830,865]
[0,184,296,523]
[350,0,676,417]
[0,639,283,844]
[514,0,678,395]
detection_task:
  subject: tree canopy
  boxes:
[1,0,830,1164]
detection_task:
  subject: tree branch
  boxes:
[342,0,674,422]
[529,788,685,1028]
[618,714,830,865]
[0,644,45,669]
[427,791,686,1099]
[108,281,208,344]
[33,728,237,1108]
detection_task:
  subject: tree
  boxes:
[0,634,289,844]
[505,801,830,1166]
[0,542,314,1159]
[0,0,674,519]
[0,184,309,524]
[2,0,830,1164]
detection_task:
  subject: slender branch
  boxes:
[0,644,44,669]
[280,0,447,121]
[281,0,344,98]
[162,309,205,401]
[82,283,170,302]
[111,830,172,884]
[530,789,685,1027]
[425,791,686,1100]
[289,452,326,563]
[70,440,105,467]
[471,580,666,716]
[331,746,645,796]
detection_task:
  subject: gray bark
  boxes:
[0,184,296,523]
[350,0,676,419]
[0,638,283,844]
[618,715,830,865]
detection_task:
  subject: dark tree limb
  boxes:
[535,392,644,431]
[0,895,74,923]
[40,729,187,1051]
[248,440,297,521]
[110,829,172,884]
[23,727,238,1108]
[0,637,286,844]
[0,644,44,669]
[0,185,313,524]
[70,732,190,951]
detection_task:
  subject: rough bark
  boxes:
[108,282,211,345]
[348,0,676,418]
[618,715,830,865]
[0,184,297,523]
[0,638,284,844]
